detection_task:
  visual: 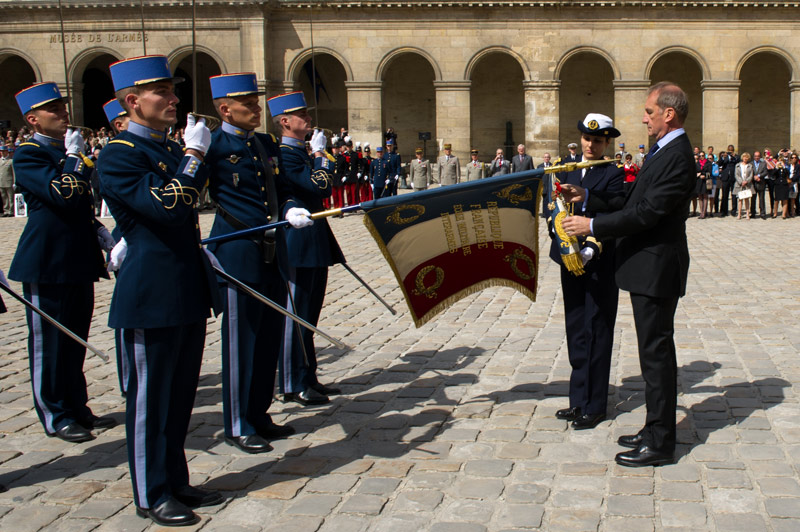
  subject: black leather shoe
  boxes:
[225,434,273,454]
[79,415,118,430]
[615,445,674,467]
[258,422,296,440]
[618,432,644,449]
[53,422,95,443]
[310,382,341,396]
[555,407,581,421]
[571,413,606,430]
[136,497,199,526]
[284,388,330,406]
[174,485,224,508]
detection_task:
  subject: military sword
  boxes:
[0,282,109,362]
[211,266,348,350]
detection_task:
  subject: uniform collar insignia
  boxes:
[222,121,254,139]
[281,136,305,149]
[127,121,168,144]
[33,132,64,149]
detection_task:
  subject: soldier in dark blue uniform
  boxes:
[9,82,116,444]
[545,113,624,430]
[205,73,312,453]
[385,138,401,196]
[102,97,130,398]
[97,55,223,527]
[370,146,391,198]
[267,91,345,406]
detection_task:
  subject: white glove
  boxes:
[395,174,400,180]
[357,172,362,179]
[310,129,327,154]
[385,179,390,186]
[286,207,314,228]
[579,247,595,265]
[184,114,211,154]
[97,226,116,253]
[107,238,127,272]
[65,128,85,156]
[341,176,347,183]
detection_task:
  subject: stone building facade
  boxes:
[1,0,798,165]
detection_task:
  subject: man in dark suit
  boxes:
[489,148,510,176]
[537,152,553,170]
[718,146,738,217]
[511,144,533,173]
[561,82,695,467]
[268,91,344,407]
[545,113,624,431]
[751,150,768,219]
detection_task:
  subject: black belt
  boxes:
[216,205,277,263]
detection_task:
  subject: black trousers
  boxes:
[24,282,94,434]
[561,264,618,415]
[124,321,206,509]
[630,293,679,452]
[719,181,733,215]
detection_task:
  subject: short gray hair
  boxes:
[648,82,688,124]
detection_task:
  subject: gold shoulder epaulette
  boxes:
[268,133,277,143]
[109,139,135,148]
[19,142,38,147]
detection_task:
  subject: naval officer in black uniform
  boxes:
[545,113,624,430]
[268,91,344,406]
[98,55,223,527]
[9,82,116,444]
[206,73,313,453]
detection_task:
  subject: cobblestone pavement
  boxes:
[1,204,800,532]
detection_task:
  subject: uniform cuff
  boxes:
[179,154,203,179]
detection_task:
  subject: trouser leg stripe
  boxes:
[29,284,55,434]
[132,329,150,508]
[226,286,241,436]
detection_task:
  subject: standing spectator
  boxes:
[537,153,553,170]
[511,144,533,173]
[773,157,791,218]
[437,143,460,185]
[0,145,14,216]
[734,152,754,220]
[751,151,768,219]
[489,148,510,176]
[633,144,646,167]
[384,127,397,150]
[89,147,103,216]
[331,142,345,209]
[616,142,629,161]
[408,147,432,190]
[706,146,716,162]
[622,153,638,195]
[694,151,711,218]
[718,146,738,216]
[360,144,373,201]
[789,153,799,216]
[563,142,581,163]
[764,149,778,215]
[385,138,402,195]
[464,148,485,181]
[708,154,720,216]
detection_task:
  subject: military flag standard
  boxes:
[361,171,542,327]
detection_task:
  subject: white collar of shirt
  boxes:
[33,132,64,148]
[652,128,685,155]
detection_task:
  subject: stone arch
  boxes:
[287,47,353,83]
[291,50,350,131]
[647,48,705,145]
[468,48,526,158]
[737,48,793,154]
[0,50,38,128]
[736,46,797,82]
[555,46,620,82]
[556,49,616,154]
[380,49,437,161]
[645,45,710,81]
[465,46,530,81]
[169,48,224,124]
[68,48,123,128]
[376,46,442,82]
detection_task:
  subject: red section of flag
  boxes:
[401,242,538,323]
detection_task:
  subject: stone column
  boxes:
[433,80,471,163]
[523,80,559,156]
[345,81,383,149]
[790,82,800,150]
[613,79,650,148]
[702,80,740,152]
